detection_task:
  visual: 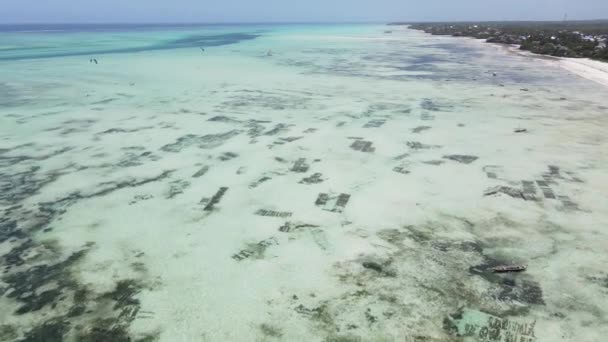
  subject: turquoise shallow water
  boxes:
[0,24,376,60]
[1,24,608,341]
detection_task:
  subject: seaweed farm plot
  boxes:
[482,165,583,211]
[315,193,351,213]
[350,139,376,153]
[255,209,293,218]
[231,237,279,261]
[0,23,607,342]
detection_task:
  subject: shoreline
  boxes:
[502,44,608,87]
[416,30,608,88]
[471,36,608,87]
[2,24,608,341]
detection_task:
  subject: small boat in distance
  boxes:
[491,265,527,273]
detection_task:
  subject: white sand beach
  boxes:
[538,56,608,87]
[465,36,608,87]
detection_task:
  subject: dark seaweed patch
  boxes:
[67,303,86,317]
[4,250,87,315]
[537,179,555,198]
[12,277,153,342]
[393,166,410,174]
[208,115,240,123]
[421,98,453,112]
[443,155,478,164]
[249,176,272,189]
[443,308,465,335]
[0,219,25,247]
[363,119,386,128]
[420,112,435,121]
[315,193,329,206]
[483,186,525,200]
[0,146,171,341]
[263,123,290,136]
[0,166,62,206]
[406,142,424,149]
[300,173,324,184]
[255,209,292,218]
[393,153,409,161]
[166,180,190,199]
[558,196,579,210]
[361,261,396,277]
[315,193,351,213]
[469,258,544,307]
[129,194,153,205]
[498,279,545,305]
[76,318,132,342]
[20,318,69,342]
[48,171,174,208]
[423,160,445,166]
[160,130,240,152]
[279,222,320,233]
[219,152,238,161]
[361,102,411,117]
[0,325,17,341]
[220,89,309,112]
[203,187,228,211]
[431,240,484,254]
[245,121,267,139]
[278,136,303,143]
[260,323,283,338]
[335,194,350,210]
[232,237,278,261]
[98,126,154,135]
[469,259,510,282]
[364,308,378,326]
[406,141,438,150]
[412,126,431,133]
[0,147,71,168]
[192,165,210,178]
[350,140,375,153]
[521,181,537,194]
[291,158,310,173]
[115,150,160,168]
[444,307,537,340]
[586,275,608,288]
[294,303,314,316]
[100,280,142,311]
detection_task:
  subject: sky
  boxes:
[1,0,607,23]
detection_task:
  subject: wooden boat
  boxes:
[491,265,527,273]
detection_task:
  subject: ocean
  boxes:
[1,24,607,341]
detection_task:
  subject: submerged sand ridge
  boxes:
[0,25,608,341]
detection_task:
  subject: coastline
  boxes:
[502,44,608,87]
[2,24,608,341]
[408,27,608,88]
[471,36,608,87]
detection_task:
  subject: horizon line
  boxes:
[1,18,608,26]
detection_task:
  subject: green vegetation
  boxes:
[390,21,608,61]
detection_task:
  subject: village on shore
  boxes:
[390,20,608,61]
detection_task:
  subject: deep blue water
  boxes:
[0,24,261,61]
[0,23,265,33]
